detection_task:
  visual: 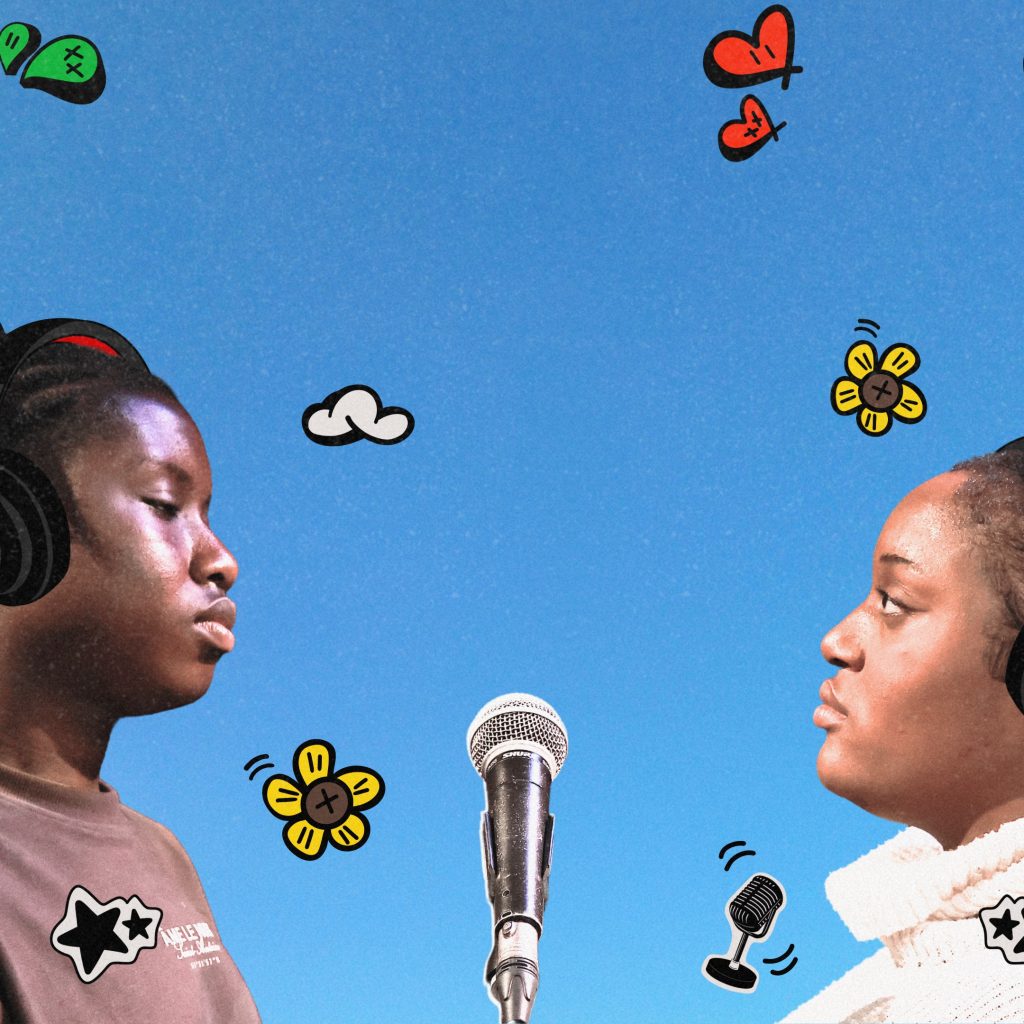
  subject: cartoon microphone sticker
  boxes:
[702,874,786,993]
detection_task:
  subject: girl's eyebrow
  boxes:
[878,552,930,581]
[141,457,212,512]
[878,552,936,591]
[140,458,193,485]
[879,553,918,568]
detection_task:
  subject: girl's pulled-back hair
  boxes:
[0,341,180,535]
[951,448,1024,677]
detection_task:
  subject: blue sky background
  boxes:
[2,1,1024,1021]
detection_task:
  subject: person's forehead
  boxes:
[117,394,199,444]
[875,473,970,572]
[75,393,209,477]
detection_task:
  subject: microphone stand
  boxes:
[703,905,777,991]
[724,929,752,974]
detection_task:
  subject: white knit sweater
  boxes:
[779,817,1024,1023]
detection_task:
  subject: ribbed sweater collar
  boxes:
[826,817,1024,942]
[0,756,124,825]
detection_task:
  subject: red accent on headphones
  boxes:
[50,335,120,358]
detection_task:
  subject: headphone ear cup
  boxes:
[1004,625,1024,714]
[0,448,70,606]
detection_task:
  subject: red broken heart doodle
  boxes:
[717,95,786,162]
[703,4,803,91]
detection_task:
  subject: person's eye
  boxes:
[143,498,180,518]
[877,588,907,617]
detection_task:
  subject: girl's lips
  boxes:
[814,679,848,728]
[813,703,847,729]
[194,620,235,652]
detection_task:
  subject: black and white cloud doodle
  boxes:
[302,385,414,447]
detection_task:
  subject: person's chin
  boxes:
[170,663,216,708]
[197,644,227,666]
[816,735,857,800]
[120,665,215,717]
[816,740,894,819]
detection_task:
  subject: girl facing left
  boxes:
[0,318,260,1022]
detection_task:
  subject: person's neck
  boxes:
[926,796,1024,851]
[0,687,115,791]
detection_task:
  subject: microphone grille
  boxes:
[730,875,785,932]
[466,693,568,779]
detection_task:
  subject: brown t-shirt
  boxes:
[0,760,261,1022]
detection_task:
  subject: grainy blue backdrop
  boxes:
[1,2,1022,1021]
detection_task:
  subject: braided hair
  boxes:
[0,341,181,537]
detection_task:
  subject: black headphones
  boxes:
[994,437,1024,712]
[0,318,149,606]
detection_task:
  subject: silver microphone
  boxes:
[467,694,569,1024]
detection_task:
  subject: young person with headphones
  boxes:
[782,440,1024,1023]
[0,319,260,1021]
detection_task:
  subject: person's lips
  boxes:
[813,678,848,729]
[194,598,236,652]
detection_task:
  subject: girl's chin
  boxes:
[816,740,861,801]
[116,668,215,717]
[816,746,909,822]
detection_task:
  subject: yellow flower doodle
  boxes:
[261,740,385,861]
[830,341,927,437]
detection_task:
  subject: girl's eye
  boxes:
[877,588,905,616]
[144,498,179,518]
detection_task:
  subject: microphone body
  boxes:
[482,750,554,932]
[468,694,568,1024]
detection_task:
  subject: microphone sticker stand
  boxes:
[702,873,786,994]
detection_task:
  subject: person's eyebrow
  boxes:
[140,459,213,512]
[880,553,916,566]
[878,552,926,576]
[141,458,193,485]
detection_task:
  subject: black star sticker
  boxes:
[56,900,128,975]
[991,908,1019,941]
[124,908,153,941]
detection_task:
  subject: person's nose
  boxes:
[821,605,865,673]
[193,522,239,593]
